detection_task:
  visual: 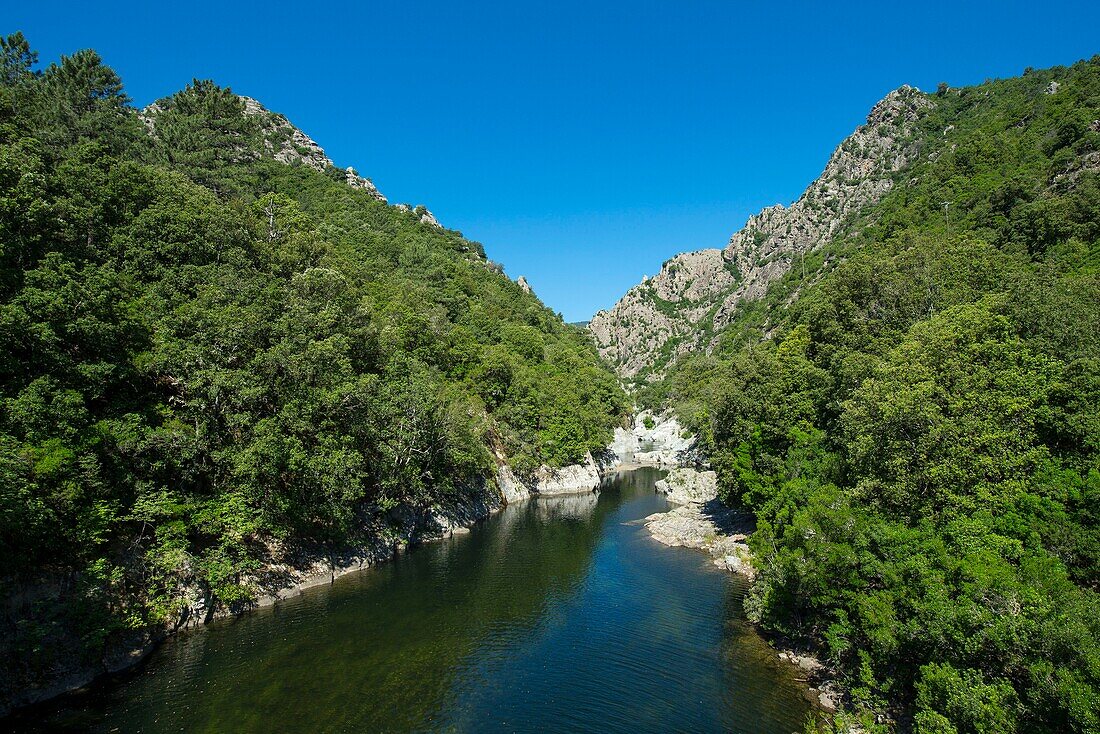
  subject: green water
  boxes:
[23,467,813,733]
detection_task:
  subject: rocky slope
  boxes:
[240,96,388,201]
[644,466,754,576]
[589,86,934,379]
[143,93,449,226]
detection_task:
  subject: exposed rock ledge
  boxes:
[644,467,754,576]
[610,410,695,466]
[495,450,606,502]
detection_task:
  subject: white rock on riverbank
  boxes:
[644,467,754,577]
[495,451,603,503]
[611,410,695,466]
[655,467,718,504]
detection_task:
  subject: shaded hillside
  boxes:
[0,33,626,711]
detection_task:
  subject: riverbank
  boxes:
[643,468,755,577]
[3,447,621,718]
[14,465,816,733]
[642,466,844,716]
[3,411,693,718]
[1,481,508,717]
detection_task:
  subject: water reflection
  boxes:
[20,467,811,733]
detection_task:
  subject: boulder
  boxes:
[532,451,602,495]
[495,451,602,503]
[654,467,718,504]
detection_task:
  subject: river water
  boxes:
[25,467,812,733]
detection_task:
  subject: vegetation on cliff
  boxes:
[656,60,1100,732]
[0,33,625,701]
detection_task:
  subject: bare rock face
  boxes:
[532,453,603,495]
[496,465,533,504]
[495,451,603,502]
[715,86,931,322]
[590,86,934,379]
[588,250,735,377]
[517,276,533,294]
[238,96,388,202]
[655,467,718,505]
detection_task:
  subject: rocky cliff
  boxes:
[142,93,454,226]
[589,86,935,380]
[240,96,388,201]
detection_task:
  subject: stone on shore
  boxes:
[495,451,603,503]
[643,467,754,578]
[654,467,718,504]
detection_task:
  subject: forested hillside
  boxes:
[653,61,1100,731]
[0,33,625,708]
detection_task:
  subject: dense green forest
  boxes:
[0,33,625,698]
[654,61,1100,731]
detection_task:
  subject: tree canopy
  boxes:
[0,35,627,702]
[658,58,1100,733]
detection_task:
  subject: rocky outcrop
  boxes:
[142,92,464,230]
[654,467,718,505]
[496,465,533,503]
[396,203,442,228]
[643,467,754,577]
[590,86,935,379]
[517,276,533,294]
[495,451,603,502]
[534,453,603,495]
[239,96,387,202]
[495,411,691,504]
[610,410,695,466]
[588,250,736,378]
[777,652,842,712]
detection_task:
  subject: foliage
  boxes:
[0,35,626,675]
[663,58,1100,732]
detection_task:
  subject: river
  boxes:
[21,467,812,733]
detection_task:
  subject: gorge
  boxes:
[2,29,1099,734]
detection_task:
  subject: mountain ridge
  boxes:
[589,85,933,380]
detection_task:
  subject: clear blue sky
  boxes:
[9,1,1100,321]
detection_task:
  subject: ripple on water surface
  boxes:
[20,467,812,733]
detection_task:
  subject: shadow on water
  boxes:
[17,467,811,733]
